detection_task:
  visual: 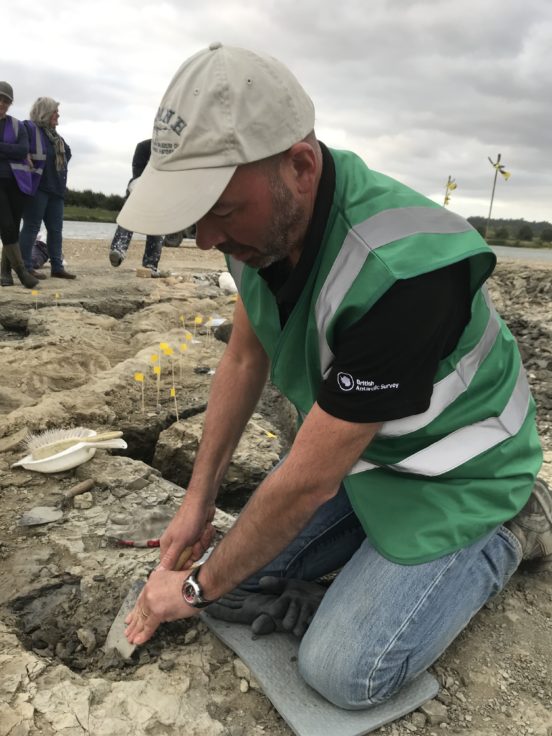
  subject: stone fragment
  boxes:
[76,627,97,654]
[73,491,94,509]
[421,699,449,724]
[233,658,250,680]
[411,712,427,728]
[185,628,199,645]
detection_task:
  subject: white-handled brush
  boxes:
[25,428,124,460]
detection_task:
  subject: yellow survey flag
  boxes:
[170,387,176,397]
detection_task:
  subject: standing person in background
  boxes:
[108,139,168,276]
[20,96,76,280]
[0,81,38,289]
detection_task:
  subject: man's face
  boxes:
[195,159,309,270]
[0,95,12,119]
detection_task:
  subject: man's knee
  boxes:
[297,633,408,709]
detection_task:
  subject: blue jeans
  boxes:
[246,485,521,709]
[20,190,64,271]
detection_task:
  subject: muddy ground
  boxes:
[0,238,551,736]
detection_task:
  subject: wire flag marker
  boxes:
[485,153,511,238]
[134,372,145,412]
[443,175,457,207]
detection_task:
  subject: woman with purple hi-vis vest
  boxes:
[19,96,76,280]
[0,81,39,289]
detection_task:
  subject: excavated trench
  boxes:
[0,285,297,680]
[6,574,197,678]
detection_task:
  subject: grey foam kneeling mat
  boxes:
[202,614,439,736]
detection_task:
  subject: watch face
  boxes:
[183,580,197,605]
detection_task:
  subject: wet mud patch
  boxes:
[6,573,197,679]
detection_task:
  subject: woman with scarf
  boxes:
[0,81,39,289]
[20,97,76,279]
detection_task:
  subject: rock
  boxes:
[421,699,449,724]
[214,322,233,344]
[73,491,94,509]
[185,628,199,645]
[0,427,29,453]
[233,658,250,680]
[239,678,249,693]
[153,416,281,498]
[218,272,237,294]
[411,712,427,728]
[76,627,97,654]
[158,659,175,672]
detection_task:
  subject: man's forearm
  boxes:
[198,404,381,601]
[186,336,269,505]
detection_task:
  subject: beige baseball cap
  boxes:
[118,42,315,235]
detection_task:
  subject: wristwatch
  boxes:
[182,565,214,609]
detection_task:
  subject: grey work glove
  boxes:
[207,576,327,638]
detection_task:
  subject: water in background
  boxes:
[62,221,552,262]
[490,245,552,263]
[63,221,144,240]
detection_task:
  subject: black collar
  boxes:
[259,141,336,325]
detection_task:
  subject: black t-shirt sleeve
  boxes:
[317,260,471,423]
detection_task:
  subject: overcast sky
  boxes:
[4,0,551,223]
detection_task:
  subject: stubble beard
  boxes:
[249,172,307,269]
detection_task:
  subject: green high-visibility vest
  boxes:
[227,148,542,564]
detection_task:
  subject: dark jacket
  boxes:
[131,139,151,179]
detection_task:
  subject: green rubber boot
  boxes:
[0,247,14,287]
[3,242,39,289]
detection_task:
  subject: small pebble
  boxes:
[158,659,175,672]
[73,492,93,510]
[185,628,198,645]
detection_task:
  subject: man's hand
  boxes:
[207,577,327,638]
[124,567,197,646]
[159,500,215,571]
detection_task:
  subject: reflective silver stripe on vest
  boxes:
[10,162,32,172]
[31,126,46,162]
[349,363,531,477]
[315,207,474,377]
[379,289,500,437]
[228,257,245,293]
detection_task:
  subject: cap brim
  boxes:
[117,163,237,235]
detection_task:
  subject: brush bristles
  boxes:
[24,427,93,451]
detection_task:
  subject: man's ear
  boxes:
[282,142,319,194]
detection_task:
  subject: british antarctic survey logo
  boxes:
[337,372,400,393]
[337,372,355,391]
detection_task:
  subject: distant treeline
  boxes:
[64,188,552,243]
[468,217,552,244]
[65,188,124,212]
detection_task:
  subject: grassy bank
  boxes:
[64,206,117,223]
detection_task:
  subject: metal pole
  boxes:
[485,153,501,240]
